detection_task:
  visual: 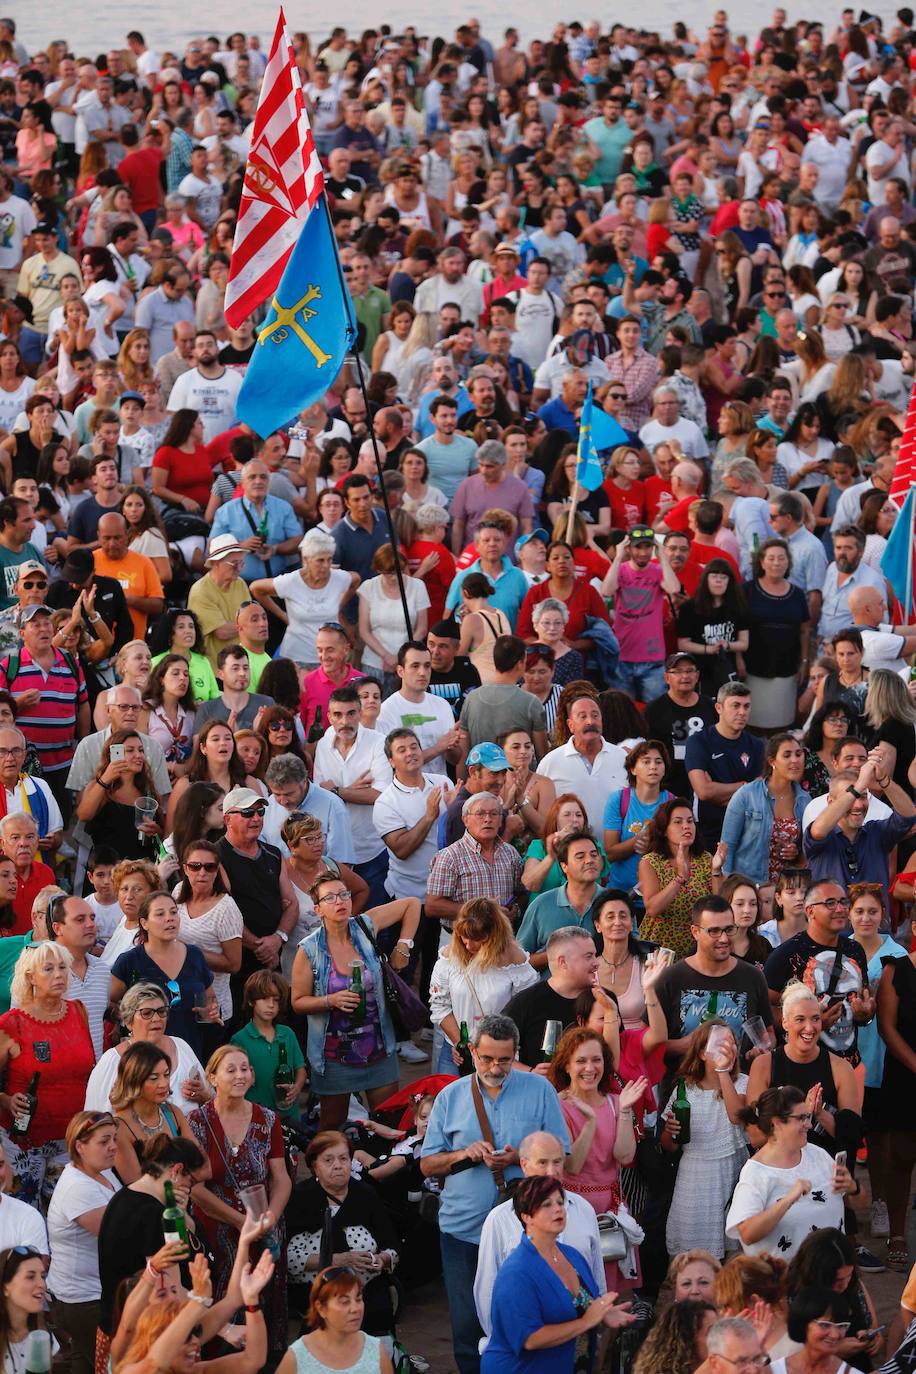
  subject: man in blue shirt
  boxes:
[209,461,301,584]
[421,1012,570,1374]
[804,757,915,911]
[331,474,389,624]
[445,521,529,623]
[685,682,765,850]
[516,831,608,972]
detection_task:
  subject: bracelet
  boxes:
[89,613,101,623]
[245,1305,260,1314]
[145,1261,162,1282]
[188,1294,212,1307]
[95,774,112,791]
[715,1067,730,1073]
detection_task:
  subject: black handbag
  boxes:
[354,916,428,1037]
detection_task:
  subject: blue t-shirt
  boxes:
[112,942,213,1056]
[603,787,674,890]
[684,725,766,841]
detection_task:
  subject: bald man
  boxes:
[473,1131,606,1348]
[849,584,916,673]
[653,461,705,535]
[93,512,164,639]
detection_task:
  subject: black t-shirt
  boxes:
[876,716,916,790]
[47,572,134,653]
[655,957,774,1044]
[675,605,749,697]
[642,691,717,800]
[219,342,255,366]
[502,980,580,1067]
[429,655,482,721]
[99,1189,191,1333]
[765,931,867,1062]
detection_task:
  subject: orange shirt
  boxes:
[93,548,164,639]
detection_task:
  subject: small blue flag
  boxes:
[881,484,916,617]
[590,404,630,454]
[575,382,606,493]
[236,201,357,438]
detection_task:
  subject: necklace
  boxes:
[131,1105,165,1135]
[599,951,631,985]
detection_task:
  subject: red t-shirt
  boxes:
[603,477,646,531]
[405,539,456,625]
[659,495,697,535]
[153,444,218,509]
[709,201,741,237]
[573,546,610,581]
[0,1002,95,1143]
[646,223,672,260]
[679,544,741,597]
[205,427,245,473]
[117,146,164,214]
[643,475,674,523]
[517,579,611,642]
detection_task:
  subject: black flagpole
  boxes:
[321,194,413,641]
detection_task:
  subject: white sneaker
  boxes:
[417,1027,434,1042]
[871,1199,890,1238]
[397,1040,429,1063]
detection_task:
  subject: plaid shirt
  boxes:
[605,347,659,430]
[427,833,522,919]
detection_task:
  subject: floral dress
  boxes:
[768,817,801,883]
[639,851,714,958]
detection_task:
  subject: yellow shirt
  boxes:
[187,573,251,669]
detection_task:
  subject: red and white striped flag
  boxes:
[224,10,324,328]
[889,383,916,505]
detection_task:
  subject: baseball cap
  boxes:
[516,528,549,550]
[629,525,656,543]
[466,742,510,771]
[14,560,46,581]
[222,786,264,815]
[60,547,94,582]
[19,604,52,623]
[666,652,698,670]
[118,390,145,408]
[206,533,246,564]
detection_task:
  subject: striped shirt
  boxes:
[65,954,109,1059]
[427,834,522,923]
[0,647,87,774]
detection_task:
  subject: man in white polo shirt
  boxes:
[849,584,916,674]
[535,689,627,836]
[313,683,392,909]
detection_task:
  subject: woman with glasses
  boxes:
[149,609,220,706]
[175,840,242,1031]
[249,529,355,670]
[0,941,95,1207]
[47,1115,119,1372]
[787,1229,883,1368]
[727,1085,854,1259]
[110,891,217,1060]
[166,720,257,833]
[746,983,859,1157]
[802,702,857,798]
[529,600,584,687]
[768,1287,868,1374]
[291,871,421,1128]
[85,980,209,1117]
[110,1042,198,1184]
[282,814,367,976]
[254,704,309,769]
[77,729,164,862]
[821,297,861,363]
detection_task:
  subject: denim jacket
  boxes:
[300,918,397,1074]
[721,777,809,886]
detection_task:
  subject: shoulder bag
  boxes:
[354,916,428,1038]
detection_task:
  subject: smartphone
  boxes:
[110,743,125,762]
[862,1327,886,1342]
[834,1151,847,1170]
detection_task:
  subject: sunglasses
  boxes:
[185,861,218,873]
[2,1247,39,1279]
[20,580,47,589]
[267,720,291,732]
[234,804,267,818]
[75,1111,115,1139]
[165,978,181,1007]
[319,621,346,633]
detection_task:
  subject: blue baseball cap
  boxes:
[517,527,549,550]
[466,742,510,771]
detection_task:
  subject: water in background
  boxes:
[18,2,903,62]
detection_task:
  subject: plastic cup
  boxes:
[134,796,158,831]
[239,1184,269,1221]
[705,1024,734,1061]
[741,1015,770,1052]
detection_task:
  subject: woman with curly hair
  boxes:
[632,1300,718,1374]
[715,1253,790,1357]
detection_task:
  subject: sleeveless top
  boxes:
[468,607,511,683]
[217,838,282,940]
[290,1334,382,1374]
[772,1043,837,1149]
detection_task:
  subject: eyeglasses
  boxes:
[317,890,352,905]
[784,1111,813,1124]
[135,1005,168,1020]
[699,924,736,938]
[525,644,555,662]
[185,861,218,873]
[715,1358,771,1370]
[476,1054,514,1067]
[0,746,24,757]
[809,896,849,910]
[234,804,267,819]
[764,290,786,298]
[267,720,292,732]
[609,391,627,400]
[813,1320,850,1333]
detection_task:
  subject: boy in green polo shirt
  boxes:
[230,970,306,1119]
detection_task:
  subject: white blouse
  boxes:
[429,953,539,1041]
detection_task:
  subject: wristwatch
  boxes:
[396,938,414,949]
[846,785,863,799]
[277,929,289,944]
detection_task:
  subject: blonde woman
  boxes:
[0,941,95,1206]
[399,312,439,404]
[429,898,538,1073]
[865,669,916,790]
[93,640,152,730]
[110,1040,197,1183]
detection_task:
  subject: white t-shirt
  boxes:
[85,1038,207,1117]
[313,725,392,865]
[0,377,33,433]
[98,918,139,967]
[376,691,457,773]
[0,1192,48,1254]
[272,567,352,665]
[860,624,908,675]
[86,895,123,943]
[866,138,911,205]
[509,288,562,368]
[47,1163,120,1302]
[372,773,448,899]
[177,893,244,1021]
[177,172,223,230]
[639,417,709,459]
[726,1142,844,1257]
[357,576,430,671]
[0,194,36,271]
[167,366,242,443]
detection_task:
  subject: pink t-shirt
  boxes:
[614,560,665,664]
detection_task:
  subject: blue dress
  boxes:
[482,1236,598,1374]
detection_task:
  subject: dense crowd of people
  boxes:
[3,6,916,1374]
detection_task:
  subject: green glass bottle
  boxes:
[457,1021,474,1077]
[10,1071,39,1141]
[274,1040,295,1106]
[672,1077,691,1147]
[350,961,366,1025]
[162,1179,189,1246]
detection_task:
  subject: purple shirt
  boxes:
[451,472,534,548]
[614,560,665,663]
